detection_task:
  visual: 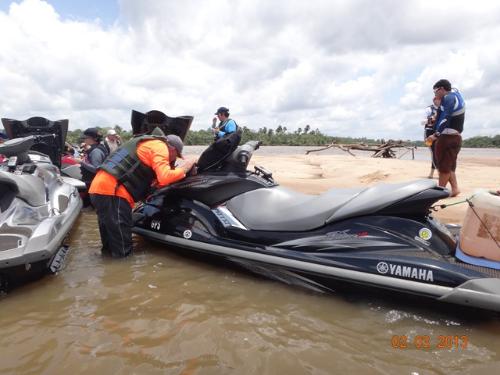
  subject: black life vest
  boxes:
[219,119,236,133]
[99,135,167,202]
[448,113,465,134]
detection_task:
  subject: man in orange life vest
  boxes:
[89,126,195,258]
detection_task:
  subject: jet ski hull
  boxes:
[133,197,500,312]
[132,141,500,312]
[0,175,82,289]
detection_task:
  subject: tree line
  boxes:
[5,124,498,148]
[63,124,399,147]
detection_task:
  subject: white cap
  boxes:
[107,129,117,136]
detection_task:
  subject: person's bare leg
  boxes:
[438,171,451,189]
[449,172,460,197]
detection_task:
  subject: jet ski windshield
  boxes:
[1,117,68,168]
[0,135,56,166]
[130,110,193,140]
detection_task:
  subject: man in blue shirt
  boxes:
[426,79,465,197]
[212,107,238,139]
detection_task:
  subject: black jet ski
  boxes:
[0,117,83,290]
[132,140,500,312]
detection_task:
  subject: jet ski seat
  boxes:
[0,178,17,212]
[226,179,438,231]
[0,172,47,207]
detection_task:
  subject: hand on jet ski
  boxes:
[89,110,195,259]
[179,158,197,176]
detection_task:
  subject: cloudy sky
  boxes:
[1,0,500,140]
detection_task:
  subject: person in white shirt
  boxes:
[104,129,122,154]
[422,97,440,178]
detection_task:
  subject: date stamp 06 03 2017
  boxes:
[391,335,468,350]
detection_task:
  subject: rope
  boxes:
[465,198,500,249]
[431,195,474,211]
[432,193,500,249]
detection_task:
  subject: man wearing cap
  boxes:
[89,127,194,258]
[104,128,122,154]
[212,107,238,140]
[80,128,109,206]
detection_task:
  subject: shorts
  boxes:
[435,134,462,173]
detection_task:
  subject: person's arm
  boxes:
[81,148,106,173]
[435,95,455,133]
[139,140,189,187]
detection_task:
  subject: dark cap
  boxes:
[0,131,8,140]
[166,134,184,158]
[214,106,229,115]
[83,127,102,140]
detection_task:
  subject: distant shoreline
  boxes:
[184,145,500,161]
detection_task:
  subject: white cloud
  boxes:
[1,0,500,139]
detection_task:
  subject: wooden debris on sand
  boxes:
[306,140,416,159]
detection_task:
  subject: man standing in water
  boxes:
[426,79,465,197]
[80,128,109,207]
[89,126,195,258]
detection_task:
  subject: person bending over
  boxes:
[89,127,195,258]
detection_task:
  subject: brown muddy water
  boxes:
[1,212,499,374]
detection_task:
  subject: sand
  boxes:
[249,153,500,224]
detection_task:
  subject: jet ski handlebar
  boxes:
[254,165,273,180]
